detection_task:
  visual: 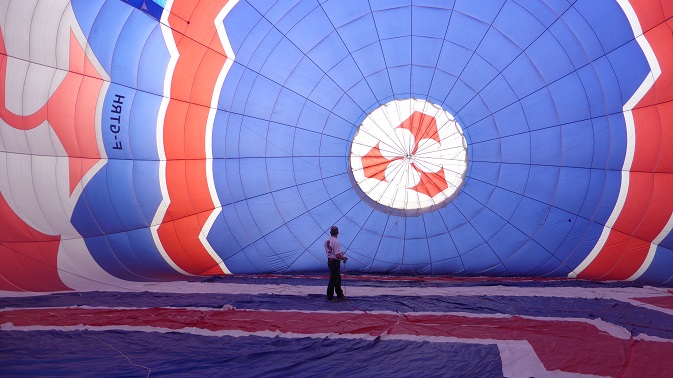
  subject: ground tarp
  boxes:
[2,275,673,377]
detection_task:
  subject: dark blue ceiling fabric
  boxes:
[210,0,654,278]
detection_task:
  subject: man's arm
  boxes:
[334,240,348,261]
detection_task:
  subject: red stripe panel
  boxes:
[0,30,103,194]
[579,1,673,280]
[634,293,673,311]
[3,307,673,377]
[0,194,69,292]
[156,0,231,275]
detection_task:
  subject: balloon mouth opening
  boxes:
[348,98,468,216]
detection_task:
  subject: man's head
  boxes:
[330,226,339,236]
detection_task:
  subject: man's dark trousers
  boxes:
[327,259,344,299]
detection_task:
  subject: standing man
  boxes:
[325,226,347,301]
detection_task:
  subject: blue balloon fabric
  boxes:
[1,0,672,291]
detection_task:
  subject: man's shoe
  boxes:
[337,296,346,300]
